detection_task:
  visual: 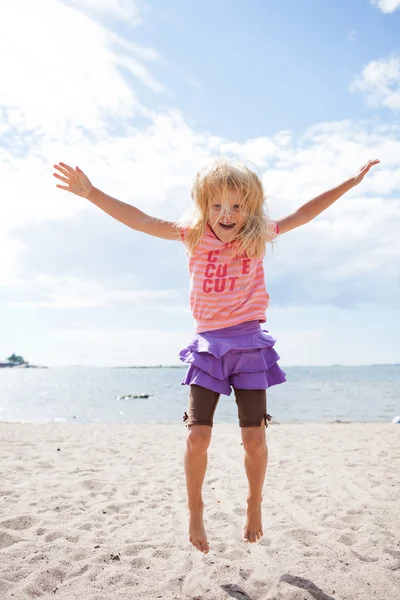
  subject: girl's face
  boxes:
[208,189,246,242]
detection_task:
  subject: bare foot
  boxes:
[243,502,263,543]
[188,504,209,554]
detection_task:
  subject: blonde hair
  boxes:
[177,157,276,259]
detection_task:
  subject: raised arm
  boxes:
[275,159,380,235]
[53,162,180,241]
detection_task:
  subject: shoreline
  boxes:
[0,419,397,425]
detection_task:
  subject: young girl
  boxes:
[53,156,379,555]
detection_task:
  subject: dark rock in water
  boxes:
[117,394,151,400]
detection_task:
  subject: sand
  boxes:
[0,422,399,600]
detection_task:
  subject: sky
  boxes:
[0,0,399,367]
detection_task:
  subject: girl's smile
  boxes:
[209,190,245,242]
[219,222,236,229]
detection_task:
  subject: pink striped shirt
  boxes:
[180,223,279,333]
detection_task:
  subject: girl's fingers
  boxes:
[58,162,76,175]
[364,159,379,169]
[356,158,379,182]
[53,173,69,184]
[54,164,72,177]
[56,184,71,190]
[361,159,379,168]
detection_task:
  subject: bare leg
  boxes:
[242,423,268,543]
[184,425,212,553]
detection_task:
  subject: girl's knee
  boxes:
[186,426,212,451]
[241,429,267,454]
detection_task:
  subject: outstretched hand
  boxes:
[352,159,380,186]
[53,162,93,199]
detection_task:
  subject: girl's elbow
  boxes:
[297,209,313,225]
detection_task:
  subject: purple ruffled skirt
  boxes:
[179,320,287,396]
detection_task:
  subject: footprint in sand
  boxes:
[1,515,36,530]
[135,480,149,488]
[28,553,47,565]
[259,537,271,547]
[44,531,64,543]
[152,548,172,559]
[224,549,243,561]
[80,479,102,491]
[102,490,117,498]
[213,542,227,553]
[104,503,126,514]
[240,568,251,580]
[0,490,18,498]
[0,531,20,549]
[24,567,66,597]
[124,543,152,556]
[284,528,317,545]
[106,574,124,585]
[37,462,55,470]
[352,550,379,563]
[385,548,400,560]
[337,533,356,546]
[129,557,146,568]
[211,511,229,520]
[70,553,89,563]
[233,507,246,516]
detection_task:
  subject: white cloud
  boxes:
[0,0,166,286]
[6,274,189,311]
[0,0,161,139]
[350,56,400,110]
[63,0,146,23]
[219,137,277,167]
[2,112,399,312]
[370,0,400,13]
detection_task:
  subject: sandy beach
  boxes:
[0,422,399,600]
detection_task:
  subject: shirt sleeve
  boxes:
[266,219,279,240]
[179,226,189,244]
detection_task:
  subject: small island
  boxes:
[0,354,48,369]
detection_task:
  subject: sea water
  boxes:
[0,365,399,425]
